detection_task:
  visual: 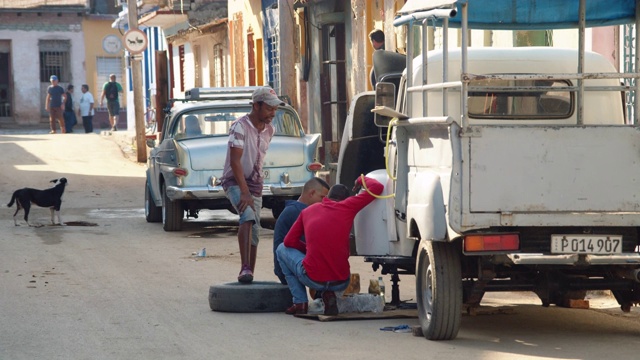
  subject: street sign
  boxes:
[123,29,148,54]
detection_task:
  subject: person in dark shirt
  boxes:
[273,177,330,285]
[63,84,77,133]
[45,75,66,134]
[276,176,384,315]
[369,29,385,88]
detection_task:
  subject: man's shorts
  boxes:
[225,185,262,246]
[106,101,120,117]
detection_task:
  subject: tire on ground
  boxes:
[209,281,292,312]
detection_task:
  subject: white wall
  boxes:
[0,29,85,123]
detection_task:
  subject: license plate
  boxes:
[550,234,622,254]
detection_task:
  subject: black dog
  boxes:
[7,178,68,226]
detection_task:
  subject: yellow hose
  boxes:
[359,118,399,199]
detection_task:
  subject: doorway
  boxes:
[0,40,11,118]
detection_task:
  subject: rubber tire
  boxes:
[209,281,292,313]
[162,183,183,231]
[416,241,462,340]
[145,182,162,223]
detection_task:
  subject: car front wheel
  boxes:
[162,184,183,231]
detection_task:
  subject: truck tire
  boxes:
[416,241,462,340]
[162,183,183,231]
[145,182,162,223]
[209,281,292,312]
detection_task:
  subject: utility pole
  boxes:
[127,0,147,163]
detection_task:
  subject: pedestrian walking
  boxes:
[100,74,123,131]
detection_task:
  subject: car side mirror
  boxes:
[374,82,396,127]
[146,138,156,148]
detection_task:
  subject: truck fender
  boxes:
[353,170,397,256]
[407,173,447,242]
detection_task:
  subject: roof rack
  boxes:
[185,87,260,101]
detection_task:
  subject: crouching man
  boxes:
[276,175,383,315]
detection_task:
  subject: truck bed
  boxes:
[457,125,640,229]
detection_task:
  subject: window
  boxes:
[179,45,185,92]
[213,44,224,87]
[171,107,303,139]
[193,45,201,88]
[247,31,256,86]
[468,79,573,119]
[39,40,70,82]
[269,29,280,93]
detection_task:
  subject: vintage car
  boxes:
[145,87,322,231]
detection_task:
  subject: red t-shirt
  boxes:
[283,177,384,282]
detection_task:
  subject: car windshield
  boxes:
[170,107,304,140]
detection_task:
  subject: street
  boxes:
[1,130,640,360]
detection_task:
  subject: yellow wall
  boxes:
[81,18,127,106]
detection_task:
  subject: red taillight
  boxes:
[307,162,323,172]
[173,168,188,177]
[464,234,519,252]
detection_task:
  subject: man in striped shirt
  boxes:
[220,87,284,283]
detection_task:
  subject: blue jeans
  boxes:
[276,243,350,304]
[63,111,77,133]
[225,185,262,246]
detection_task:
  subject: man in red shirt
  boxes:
[276,175,384,315]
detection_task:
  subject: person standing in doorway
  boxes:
[369,29,385,88]
[100,74,123,131]
[63,84,77,133]
[78,84,95,133]
[219,86,284,284]
[45,75,66,134]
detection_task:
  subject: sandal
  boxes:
[238,265,253,284]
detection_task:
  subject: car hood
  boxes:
[180,136,309,171]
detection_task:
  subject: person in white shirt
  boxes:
[78,84,95,133]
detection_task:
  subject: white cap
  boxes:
[251,87,285,107]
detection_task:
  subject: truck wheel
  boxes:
[145,182,162,223]
[162,184,183,231]
[209,281,292,312]
[416,240,462,340]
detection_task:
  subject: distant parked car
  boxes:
[145,87,322,231]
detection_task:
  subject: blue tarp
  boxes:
[398,0,637,30]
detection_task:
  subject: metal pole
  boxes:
[635,0,640,124]
[442,17,449,117]
[422,19,428,118]
[577,0,585,125]
[127,0,147,163]
[461,2,468,127]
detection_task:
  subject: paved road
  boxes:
[1,130,639,360]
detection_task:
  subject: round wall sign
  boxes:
[123,29,148,54]
[102,34,122,54]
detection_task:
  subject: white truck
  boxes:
[338,0,640,340]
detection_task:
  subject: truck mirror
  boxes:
[374,82,396,127]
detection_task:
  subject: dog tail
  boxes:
[7,190,17,207]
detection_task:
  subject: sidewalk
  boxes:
[101,129,148,163]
